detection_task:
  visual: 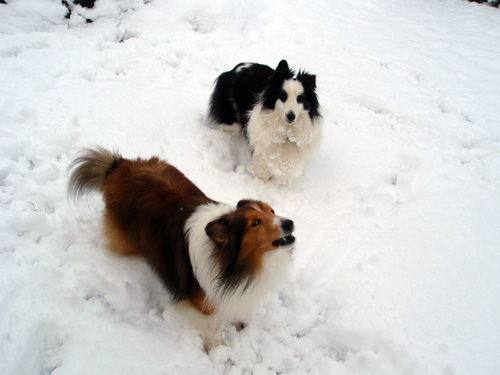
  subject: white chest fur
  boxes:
[247,104,322,184]
[185,203,293,322]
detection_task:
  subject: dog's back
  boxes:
[208,62,274,129]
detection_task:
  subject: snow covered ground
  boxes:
[1,0,500,374]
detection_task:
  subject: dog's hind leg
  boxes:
[103,211,141,256]
[207,72,239,128]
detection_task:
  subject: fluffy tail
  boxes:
[67,147,122,201]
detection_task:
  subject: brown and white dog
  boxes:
[67,147,295,350]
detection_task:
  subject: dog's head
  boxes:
[262,60,321,125]
[206,199,295,253]
[205,199,294,294]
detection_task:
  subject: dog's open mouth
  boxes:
[273,234,295,247]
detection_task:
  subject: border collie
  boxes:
[67,147,295,350]
[207,60,323,184]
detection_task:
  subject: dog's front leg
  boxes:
[250,152,273,182]
[177,301,221,352]
[202,319,222,352]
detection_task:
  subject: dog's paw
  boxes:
[250,161,272,182]
[202,329,222,353]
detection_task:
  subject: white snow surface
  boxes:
[1,0,500,374]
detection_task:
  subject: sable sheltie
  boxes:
[67,147,295,350]
[207,60,323,185]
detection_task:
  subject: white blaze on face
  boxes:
[273,216,284,236]
[273,216,292,238]
[276,79,305,125]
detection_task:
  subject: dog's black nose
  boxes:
[282,219,294,233]
[286,112,295,122]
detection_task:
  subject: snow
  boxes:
[1,0,500,374]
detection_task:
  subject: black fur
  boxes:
[206,212,250,297]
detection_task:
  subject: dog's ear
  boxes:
[237,199,252,208]
[276,60,290,77]
[297,72,316,89]
[206,217,231,244]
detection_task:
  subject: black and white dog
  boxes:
[207,60,323,185]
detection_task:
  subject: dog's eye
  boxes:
[279,90,287,102]
[271,209,275,214]
[297,94,304,103]
[251,219,261,227]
